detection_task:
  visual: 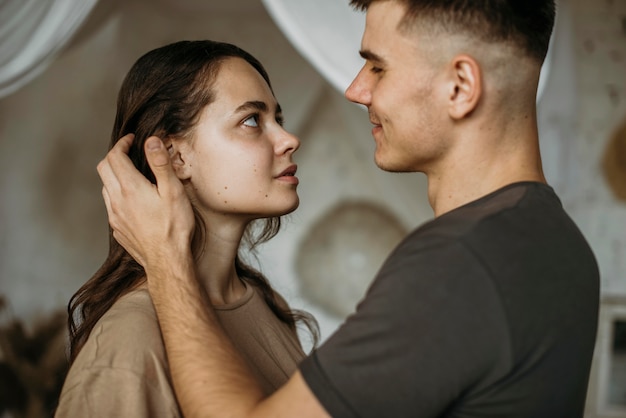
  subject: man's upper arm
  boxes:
[293,240,507,418]
[254,371,331,418]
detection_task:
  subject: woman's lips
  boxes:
[276,165,299,185]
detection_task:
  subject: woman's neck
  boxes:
[194,217,249,306]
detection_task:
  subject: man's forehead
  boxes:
[360,1,420,60]
[362,1,408,43]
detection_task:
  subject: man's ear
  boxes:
[162,137,191,180]
[447,54,482,120]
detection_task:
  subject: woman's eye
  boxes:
[243,114,260,127]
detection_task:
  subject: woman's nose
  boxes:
[275,127,300,155]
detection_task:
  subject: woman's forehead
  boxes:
[212,57,275,105]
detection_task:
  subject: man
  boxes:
[98,1,599,417]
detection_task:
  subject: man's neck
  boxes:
[426,135,546,217]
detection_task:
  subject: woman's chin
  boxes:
[277,198,300,216]
[277,196,300,216]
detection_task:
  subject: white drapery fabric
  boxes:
[260,0,364,95]
[0,0,98,98]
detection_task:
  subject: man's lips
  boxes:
[370,120,382,136]
[370,117,382,137]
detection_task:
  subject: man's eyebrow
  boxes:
[235,100,282,115]
[359,49,385,64]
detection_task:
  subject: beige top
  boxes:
[55,284,305,417]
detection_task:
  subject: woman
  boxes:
[55,40,318,417]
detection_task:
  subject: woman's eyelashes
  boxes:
[241,113,285,128]
[242,114,260,128]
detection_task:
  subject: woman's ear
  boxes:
[162,137,191,180]
[447,54,482,120]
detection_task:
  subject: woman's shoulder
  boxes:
[101,287,157,323]
[72,288,166,371]
[57,288,180,417]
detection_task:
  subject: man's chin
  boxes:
[374,154,399,172]
[374,156,418,174]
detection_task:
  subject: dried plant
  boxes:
[0,295,69,418]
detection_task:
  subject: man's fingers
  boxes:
[97,133,135,188]
[101,186,120,230]
[97,150,122,200]
[104,185,145,266]
[101,186,111,214]
[106,134,142,179]
[113,133,135,154]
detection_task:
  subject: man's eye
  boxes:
[370,66,383,74]
[243,114,260,127]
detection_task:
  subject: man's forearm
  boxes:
[147,255,265,418]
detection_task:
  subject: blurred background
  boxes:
[0,0,624,416]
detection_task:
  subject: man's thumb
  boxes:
[145,136,170,168]
[144,136,178,190]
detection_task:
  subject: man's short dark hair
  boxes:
[350,0,556,62]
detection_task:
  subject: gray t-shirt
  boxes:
[300,182,599,418]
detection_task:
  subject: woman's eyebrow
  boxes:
[235,100,282,116]
[236,100,267,113]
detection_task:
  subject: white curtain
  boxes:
[260,0,364,95]
[0,0,98,98]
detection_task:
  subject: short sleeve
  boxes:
[299,239,510,418]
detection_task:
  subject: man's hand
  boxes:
[97,134,194,272]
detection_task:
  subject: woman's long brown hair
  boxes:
[68,40,318,363]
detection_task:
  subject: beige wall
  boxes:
[567,1,626,415]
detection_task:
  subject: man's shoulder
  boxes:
[382,181,587,280]
[404,182,561,244]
